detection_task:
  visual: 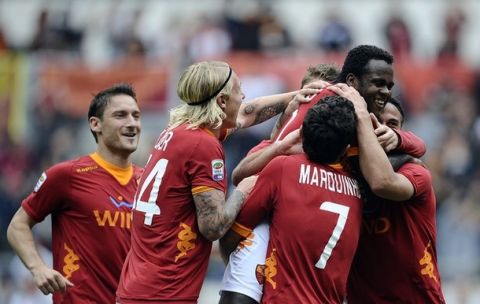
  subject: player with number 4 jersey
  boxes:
[117,61,314,303]
[117,125,228,303]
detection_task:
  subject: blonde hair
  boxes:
[170,61,233,129]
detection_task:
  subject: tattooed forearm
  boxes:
[193,189,246,241]
[253,102,285,125]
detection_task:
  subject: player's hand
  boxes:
[303,79,330,90]
[236,175,258,197]
[371,114,399,152]
[278,128,303,155]
[32,265,74,295]
[328,83,368,113]
[295,87,322,104]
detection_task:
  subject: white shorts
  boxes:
[220,221,270,302]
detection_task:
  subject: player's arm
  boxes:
[7,207,74,295]
[393,129,426,157]
[357,112,414,201]
[330,84,414,201]
[232,129,302,186]
[193,175,258,241]
[219,228,246,264]
[235,88,320,131]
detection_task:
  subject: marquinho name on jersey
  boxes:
[298,164,361,198]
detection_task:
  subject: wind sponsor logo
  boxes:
[93,196,133,229]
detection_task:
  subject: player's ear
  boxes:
[89,116,101,133]
[346,73,358,88]
[216,93,228,110]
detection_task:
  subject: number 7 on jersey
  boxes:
[315,201,350,269]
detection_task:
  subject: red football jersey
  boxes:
[347,163,445,303]
[274,89,335,141]
[233,154,363,304]
[117,124,227,303]
[22,153,142,304]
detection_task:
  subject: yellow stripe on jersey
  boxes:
[328,163,343,170]
[346,146,359,157]
[192,186,214,195]
[231,222,253,238]
[90,152,133,186]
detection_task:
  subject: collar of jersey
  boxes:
[89,152,133,186]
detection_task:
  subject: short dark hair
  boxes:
[301,63,340,87]
[385,97,405,126]
[336,45,393,83]
[302,96,357,164]
[88,83,137,142]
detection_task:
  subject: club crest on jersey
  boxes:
[34,172,47,192]
[211,159,224,181]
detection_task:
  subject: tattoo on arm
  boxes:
[253,102,285,125]
[243,104,255,115]
[194,189,246,241]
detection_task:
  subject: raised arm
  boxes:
[193,175,258,241]
[236,87,321,130]
[329,84,414,201]
[232,129,302,186]
[7,207,73,295]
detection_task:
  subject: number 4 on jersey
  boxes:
[315,202,350,269]
[133,159,168,225]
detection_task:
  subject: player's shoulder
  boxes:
[173,125,221,145]
[48,155,91,175]
[268,153,305,170]
[399,161,431,179]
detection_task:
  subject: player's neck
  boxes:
[95,146,132,168]
[205,126,222,139]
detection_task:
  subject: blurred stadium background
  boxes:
[1,0,480,303]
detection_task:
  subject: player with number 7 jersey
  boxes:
[221,97,363,303]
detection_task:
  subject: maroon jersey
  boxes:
[274,89,335,141]
[274,89,426,158]
[117,124,227,303]
[233,154,363,304]
[22,153,141,304]
[347,162,445,303]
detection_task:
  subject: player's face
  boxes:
[380,102,403,129]
[355,59,394,118]
[223,73,245,129]
[98,94,141,156]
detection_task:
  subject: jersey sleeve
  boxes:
[394,129,426,158]
[233,156,285,236]
[188,135,226,194]
[247,140,273,156]
[21,163,72,222]
[397,162,432,203]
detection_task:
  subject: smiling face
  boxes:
[381,102,403,129]
[353,59,394,118]
[90,94,141,158]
